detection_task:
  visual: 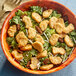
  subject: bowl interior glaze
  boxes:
[1,0,76,74]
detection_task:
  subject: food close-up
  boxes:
[6,6,76,71]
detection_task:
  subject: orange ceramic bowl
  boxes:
[1,0,76,74]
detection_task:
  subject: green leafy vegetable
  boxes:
[39,56,48,65]
[69,30,76,44]
[30,6,43,15]
[20,26,26,33]
[24,11,31,17]
[23,48,37,63]
[44,28,56,38]
[15,9,25,16]
[49,10,61,18]
[43,41,50,50]
[9,16,24,26]
[65,21,69,26]
[9,48,13,53]
[6,37,18,48]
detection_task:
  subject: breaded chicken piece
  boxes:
[30,57,39,70]
[37,50,47,58]
[52,47,65,55]
[32,12,42,23]
[8,25,16,37]
[32,41,43,52]
[36,34,45,44]
[54,23,63,34]
[28,27,36,39]
[64,35,74,47]
[49,56,62,65]
[20,44,32,51]
[49,17,58,28]
[49,34,59,46]
[22,16,32,29]
[43,9,53,18]
[12,49,23,60]
[16,31,28,47]
[40,64,53,71]
[56,18,65,27]
[63,24,74,34]
[39,20,49,31]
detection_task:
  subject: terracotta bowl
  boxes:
[1,0,76,74]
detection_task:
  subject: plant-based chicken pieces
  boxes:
[36,34,45,44]
[22,16,32,29]
[40,64,53,70]
[43,9,53,18]
[49,56,62,65]
[20,44,32,51]
[63,24,74,33]
[30,57,39,70]
[52,47,65,55]
[49,17,58,28]
[59,33,66,38]
[32,41,43,52]
[8,25,16,37]
[32,12,42,23]
[64,35,74,47]
[49,34,59,46]
[7,6,76,71]
[16,31,28,47]
[54,23,63,34]
[37,50,47,58]
[12,50,23,60]
[56,18,65,27]
[28,27,36,39]
[39,20,49,31]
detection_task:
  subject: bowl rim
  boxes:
[1,0,76,74]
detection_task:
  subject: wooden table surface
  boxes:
[0,0,76,76]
